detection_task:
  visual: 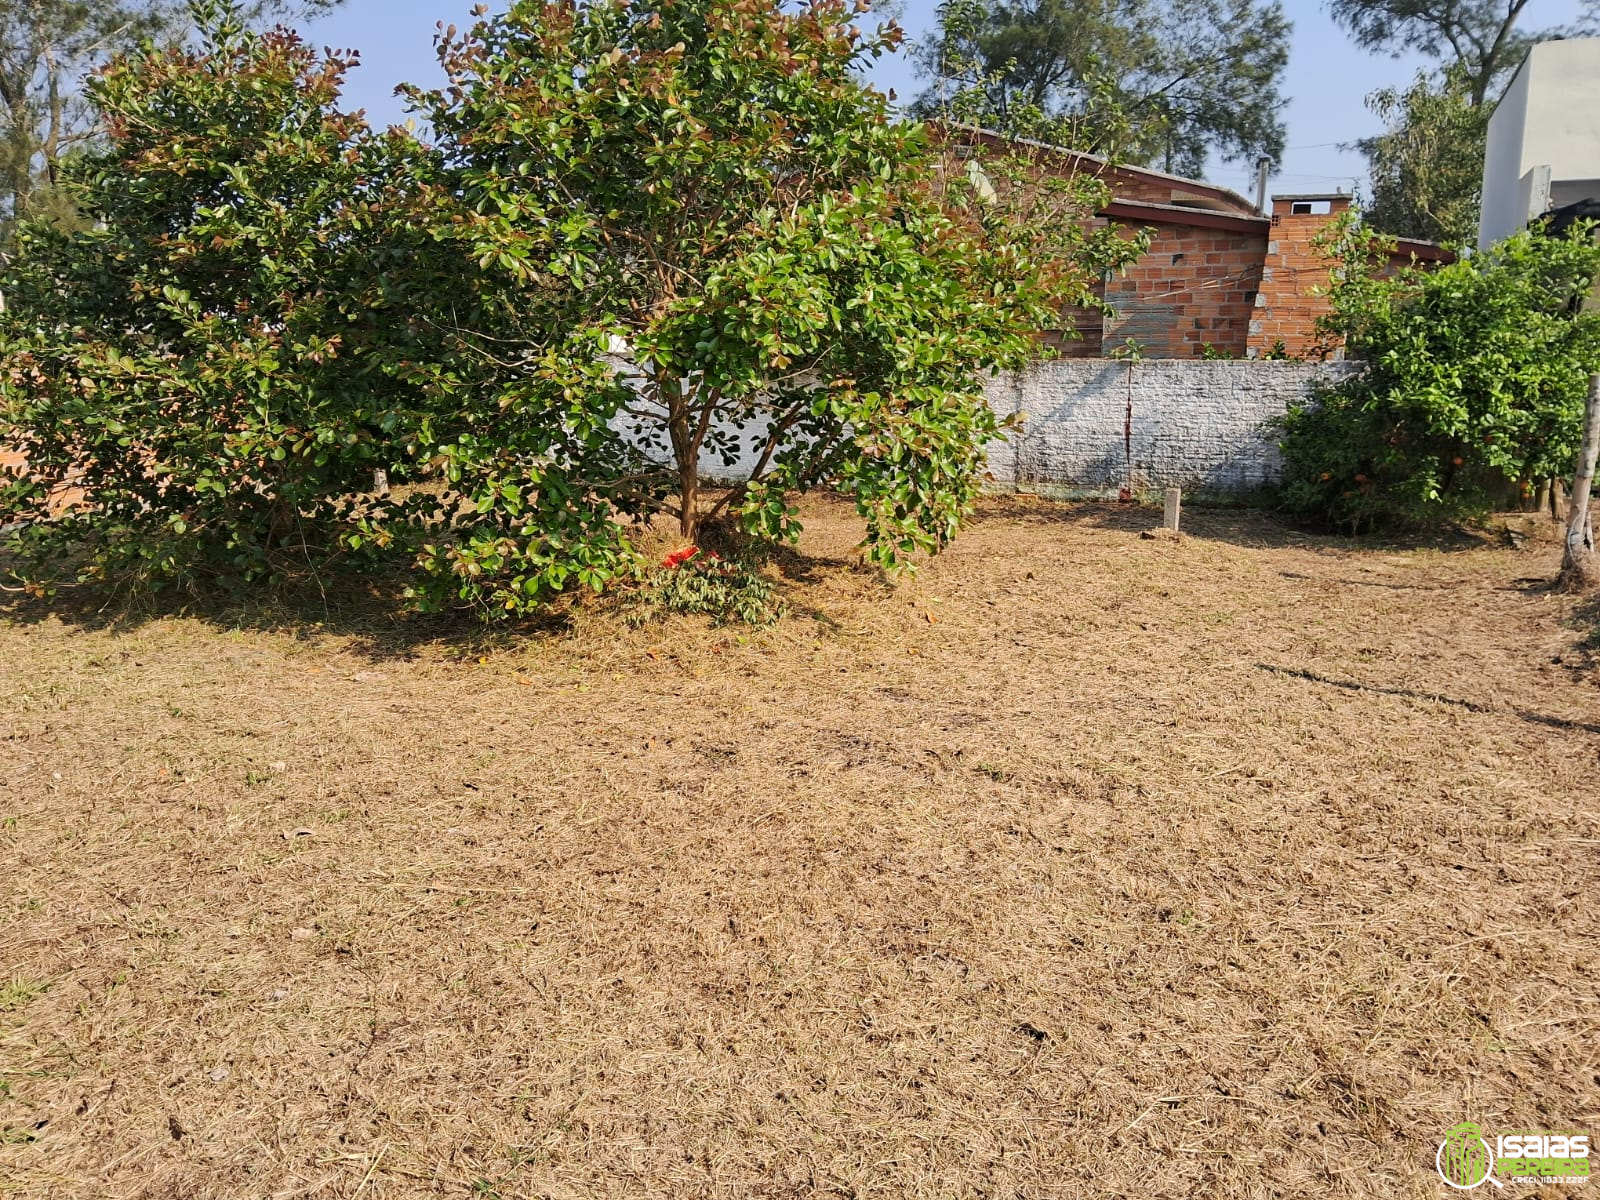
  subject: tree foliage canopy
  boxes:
[399,0,1142,611]
[1357,64,1489,247]
[912,0,1290,175]
[1337,0,1596,249]
[0,0,344,238]
[1,0,1140,619]
[0,4,478,595]
[1327,0,1596,108]
[1275,215,1600,530]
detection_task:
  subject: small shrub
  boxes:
[627,547,785,627]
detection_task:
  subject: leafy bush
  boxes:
[0,8,458,596]
[627,547,784,627]
[2,0,1142,621]
[1275,217,1600,531]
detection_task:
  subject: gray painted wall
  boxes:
[983,359,1354,496]
[620,357,1352,500]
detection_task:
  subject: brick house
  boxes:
[944,128,1453,359]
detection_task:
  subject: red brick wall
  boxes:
[1042,305,1105,356]
[1247,197,1352,359]
[930,129,1278,358]
[1096,166,1248,211]
[1100,166,1181,207]
[1247,198,1452,359]
[1103,224,1267,358]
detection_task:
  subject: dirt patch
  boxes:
[2,496,1597,1198]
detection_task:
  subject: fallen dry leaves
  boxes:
[0,496,1596,1199]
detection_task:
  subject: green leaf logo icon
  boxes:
[1437,1122,1496,1189]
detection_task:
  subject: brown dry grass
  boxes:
[2,496,1598,1199]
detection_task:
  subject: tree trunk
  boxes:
[664,377,698,543]
[678,453,699,542]
[1558,373,1600,591]
[43,44,63,189]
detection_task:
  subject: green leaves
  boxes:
[1358,65,1491,248]
[1,9,445,597]
[405,0,1126,581]
[1277,220,1600,530]
[4,0,1142,621]
[913,0,1290,175]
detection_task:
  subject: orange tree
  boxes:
[1275,215,1600,531]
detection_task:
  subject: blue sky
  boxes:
[301,0,1590,204]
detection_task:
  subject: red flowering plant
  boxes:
[630,544,778,626]
[662,546,697,569]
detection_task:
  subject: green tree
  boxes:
[1274,214,1600,530]
[0,2,474,595]
[1358,64,1489,246]
[0,0,344,239]
[1327,0,1596,108]
[4,0,1144,620]
[912,0,1290,174]
[400,0,1144,614]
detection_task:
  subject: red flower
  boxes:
[662,545,700,568]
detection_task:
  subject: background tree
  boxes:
[1356,64,1489,245]
[912,0,1289,174]
[0,0,344,240]
[1336,0,1595,245]
[1274,214,1600,531]
[1327,0,1596,108]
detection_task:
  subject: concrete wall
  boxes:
[1480,38,1600,247]
[1480,59,1534,248]
[619,357,1353,501]
[983,359,1355,496]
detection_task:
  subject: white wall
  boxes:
[1479,38,1600,247]
[616,358,1354,499]
[983,360,1355,496]
[1480,57,1535,247]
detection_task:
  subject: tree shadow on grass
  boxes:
[0,552,576,663]
[766,541,874,585]
[973,494,1498,556]
[1563,593,1600,658]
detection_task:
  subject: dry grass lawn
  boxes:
[1,495,1598,1199]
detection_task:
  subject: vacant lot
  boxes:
[2,497,1597,1199]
